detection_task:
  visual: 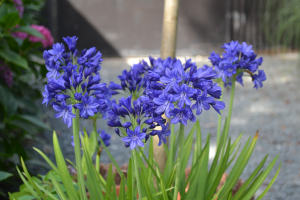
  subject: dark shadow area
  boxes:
[42,0,120,57]
[179,0,226,45]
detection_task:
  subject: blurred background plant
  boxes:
[263,0,300,50]
[0,0,52,197]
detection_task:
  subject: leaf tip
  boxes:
[255,130,259,139]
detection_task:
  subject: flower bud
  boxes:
[74,93,82,101]
[149,124,156,129]
[115,128,120,136]
[123,122,132,128]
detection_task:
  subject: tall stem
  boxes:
[93,118,101,173]
[217,81,224,146]
[133,149,143,199]
[173,123,184,200]
[72,108,86,200]
[154,0,180,173]
[224,75,236,140]
[96,148,101,174]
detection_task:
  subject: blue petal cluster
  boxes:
[209,41,266,89]
[140,57,225,126]
[107,95,167,149]
[109,56,225,149]
[108,61,149,99]
[42,36,112,127]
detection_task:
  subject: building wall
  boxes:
[43,0,227,57]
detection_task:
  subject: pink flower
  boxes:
[28,25,54,48]
[13,0,24,18]
[11,31,28,39]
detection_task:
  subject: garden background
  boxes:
[1,0,299,199]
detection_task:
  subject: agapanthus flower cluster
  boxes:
[42,36,112,127]
[140,57,225,126]
[209,41,266,89]
[107,95,170,149]
[71,129,111,147]
[109,57,225,149]
[109,60,150,99]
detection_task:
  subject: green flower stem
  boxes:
[92,118,101,173]
[224,75,236,141]
[92,118,97,133]
[96,148,101,173]
[72,108,87,200]
[217,81,224,146]
[173,123,185,200]
[133,149,143,199]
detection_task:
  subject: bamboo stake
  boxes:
[153,0,180,173]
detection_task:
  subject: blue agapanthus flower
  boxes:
[109,61,149,99]
[107,95,167,149]
[108,56,225,149]
[42,36,113,127]
[98,130,111,146]
[209,41,266,88]
[53,100,76,128]
[139,56,225,126]
[121,126,146,150]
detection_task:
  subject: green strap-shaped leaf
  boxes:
[155,166,169,200]
[127,158,133,200]
[16,167,39,199]
[139,148,160,180]
[241,156,280,200]
[99,137,124,182]
[53,131,79,200]
[33,180,59,200]
[0,12,20,29]
[18,115,50,130]
[50,172,69,200]
[256,162,281,200]
[140,168,154,200]
[207,118,228,186]
[0,85,17,118]
[195,135,210,200]
[205,138,231,199]
[0,171,12,181]
[12,26,44,38]
[229,132,243,155]
[33,147,59,174]
[0,46,28,69]
[118,174,126,200]
[218,134,258,200]
[82,138,110,200]
[20,158,48,200]
[232,155,268,200]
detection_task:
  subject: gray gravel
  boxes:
[25,54,300,199]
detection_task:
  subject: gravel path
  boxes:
[25,54,300,200]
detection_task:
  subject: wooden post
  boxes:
[153,0,180,173]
